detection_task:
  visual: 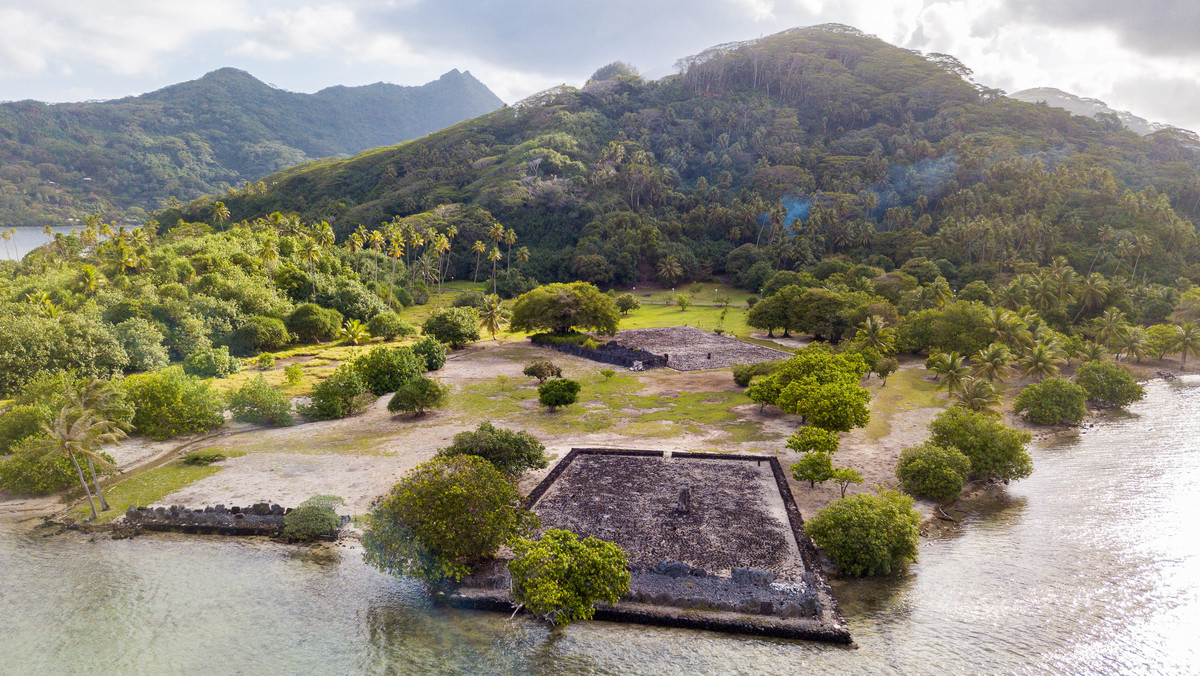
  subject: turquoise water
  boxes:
[2,380,1198,675]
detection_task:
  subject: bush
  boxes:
[436,421,548,477]
[791,451,835,488]
[0,404,51,455]
[256,353,276,370]
[283,363,303,385]
[804,489,922,577]
[0,438,116,496]
[387,376,448,416]
[412,336,447,371]
[452,291,488,310]
[508,529,630,626]
[1074,361,1145,409]
[228,375,294,426]
[600,369,615,379]
[421,307,481,348]
[1014,377,1087,425]
[353,346,424,395]
[896,443,971,502]
[123,367,225,440]
[228,316,290,356]
[786,427,839,455]
[928,408,1033,481]
[115,318,169,372]
[732,360,782,387]
[523,359,562,383]
[284,495,344,541]
[367,312,416,340]
[287,303,343,343]
[615,294,641,314]
[362,455,538,582]
[299,365,370,420]
[538,378,581,411]
[183,345,240,378]
[181,448,230,466]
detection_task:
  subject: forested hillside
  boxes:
[176,24,1200,292]
[0,69,503,227]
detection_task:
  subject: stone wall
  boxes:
[124,503,314,536]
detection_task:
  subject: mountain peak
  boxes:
[1009,87,1175,136]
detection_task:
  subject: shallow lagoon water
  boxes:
[2,380,1198,675]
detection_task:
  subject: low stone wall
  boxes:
[124,503,313,537]
[532,339,668,370]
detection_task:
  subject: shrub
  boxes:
[255,353,276,370]
[523,359,562,383]
[929,408,1033,481]
[508,529,630,626]
[1074,361,1145,409]
[452,291,488,310]
[0,438,116,496]
[181,448,230,466]
[283,363,303,385]
[421,307,480,348]
[436,421,548,477]
[284,495,345,541]
[183,345,241,378]
[228,316,290,356]
[1014,377,1087,425]
[115,318,169,372]
[615,294,640,314]
[287,303,343,343]
[353,346,423,395]
[896,443,971,502]
[675,293,692,311]
[600,369,615,379]
[362,455,538,582]
[538,378,581,411]
[786,427,839,455]
[0,404,51,455]
[123,367,225,440]
[732,360,782,387]
[804,489,922,576]
[367,312,416,340]
[387,376,448,416]
[228,375,294,426]
[338,319,372,345]
[299,365,370,420]
[412,336,447,371]
[791,451,835,488]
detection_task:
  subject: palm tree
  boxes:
[504,228,518,273]
[431,234,451,303]
[471,240,486,283]
[339,319,371,345]
[479,294,509,340]
[298,237,321,299]
[1094,308,1128,350]
[78,267,105,295]
[1173,322,1200,369]
[387,234,405,310]
[0,228,11,259]
[515,246,531,271]
[1117,325,1147,362]
[368,230,385,288]
[855,315,895,354]
[972,343,1013,382]
[487,247,503,295]
[953,377,1001,414]
[1020,342,1065,380]
[37,405,127,519]
[929,352,970,393]
[212,201,230,226]
[657,256,684,287]
[346,232,364,276]
[1072,273,1108,324]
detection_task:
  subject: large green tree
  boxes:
[509,283,620,335]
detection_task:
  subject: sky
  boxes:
[1,0,1199,131]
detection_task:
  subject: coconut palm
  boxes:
[504,228,518,273]
[1094,308,1128,350]
[1071,272,1108,324]
[855,315,895,354]
[972,343,1013,382]
[37,404,127,519]
[471,240,486,283]
[1020,342,1065,380]
[212,201,230,226]
[1173,322,1200,369]
[657,255,684,287]
[1117,325,1147,362]
[953,377,1001,414]
[1079,341,1107,363]
[298,237,321,298]
[387,235,405,310]
[487,247,503,295]
[339,319,371,345]
[515,246,531,271]
[479,294,509,340]
[929,352,970,393]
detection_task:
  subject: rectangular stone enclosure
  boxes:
[612,327,791,371]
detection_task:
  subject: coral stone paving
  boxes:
[613,326,791,371]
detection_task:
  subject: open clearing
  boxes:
[613,326,792,371]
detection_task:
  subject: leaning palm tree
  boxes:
[1173,322,1200,369]
[37,406,127,520]
[1020,342,1065,380]
[972,343,1013,382]
[479,294,509,340]
[953,377,1002,414]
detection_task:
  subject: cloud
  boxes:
[998,0,1200,57]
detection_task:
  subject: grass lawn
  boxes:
[73,458,233,523]
[862,363,946,440]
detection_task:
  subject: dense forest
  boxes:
[0,68,503,227]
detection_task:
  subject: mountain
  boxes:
[0,68,504,227]
[175,24,1200,288]
[1008,87,1175,136]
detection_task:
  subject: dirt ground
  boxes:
[614,326,791,371]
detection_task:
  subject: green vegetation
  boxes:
[1014,377,1087,425]
[181,448,244,466]
[227,375,294,426]
[436,421,548,477]
[929,408,1033,482]
[362,455,538,582]
[288,304,343,344]
[804,489,922,577]
[1074,361,1145,409]
[509,283,620,335]
[523,359,562,383]
[368,312,416,340]
[283,495,345,541]
[732,360,782,387]
[421,307,480,348]
[412,336,447,371]
[896,443,971,503]
[386,376,448,416]
[353,345,424,396]
[753,347,871,432]
[508,529,630,626]
[124,368,224,440]
[299,365,370,421]
[538,378,581,411]
[71,459,224,523]
[182,345,241,378]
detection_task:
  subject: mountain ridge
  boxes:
[1008,86,1178,136]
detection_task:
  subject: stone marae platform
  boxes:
[443,448,851,644]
